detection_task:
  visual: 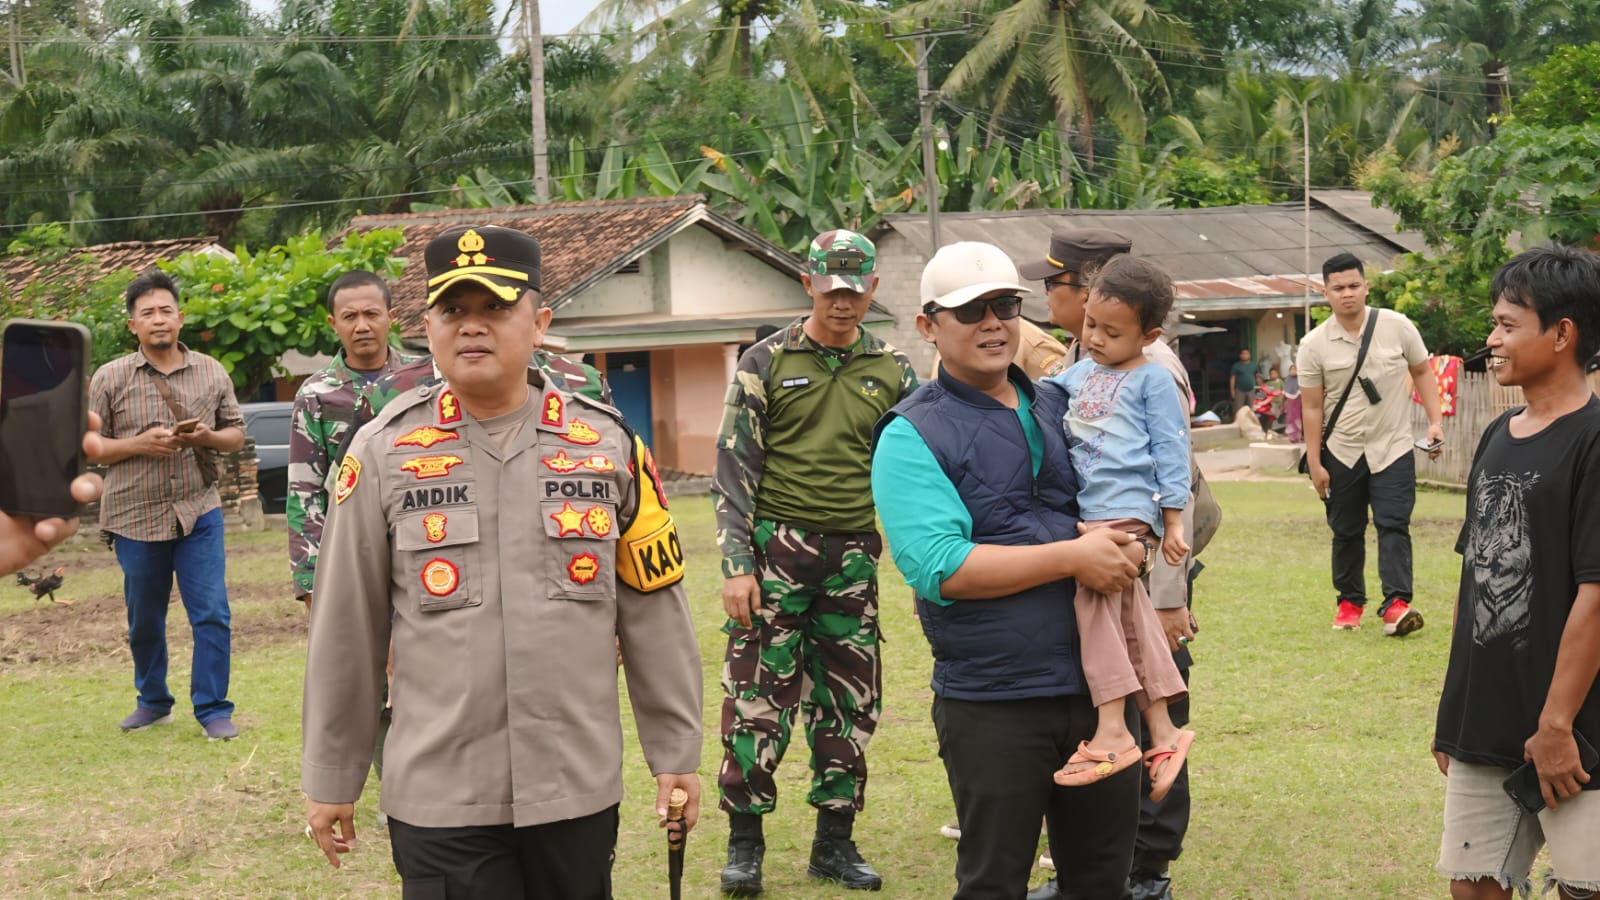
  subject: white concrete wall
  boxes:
[666,226,802,316]
[557,254,655,318]
[871,231,935,376]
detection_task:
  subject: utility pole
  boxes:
[1302,98,1312,334]
[888,17,970,257]
[525,0,549,203]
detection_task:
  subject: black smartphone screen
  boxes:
[0,320,90,517]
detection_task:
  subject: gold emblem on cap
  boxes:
[455,229,489,267]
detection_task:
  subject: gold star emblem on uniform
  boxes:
[550,502,586,537]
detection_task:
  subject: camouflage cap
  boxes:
[807,230,876,294]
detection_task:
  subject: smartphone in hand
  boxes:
[1414,437,1444,453]
[174,417,201,435]
[1502,730,1600,814]
[0,319,92,518]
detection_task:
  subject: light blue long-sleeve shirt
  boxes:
[870,382,1043,605]
[1044,359,1190,533]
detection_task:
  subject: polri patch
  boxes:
[567,552,600,585]
[561,418,602,445]
[543,479,613,501]
[438,390,462,424]
[401,455,465,480]
[334,455,361,505]
[584,506,613,537]
[394,426,458,449]
[423,513,447,543]
[550,502,586,537]
[541,391,564,427]
[421,558,460,597]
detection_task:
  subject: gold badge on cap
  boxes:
[455,228,489,268]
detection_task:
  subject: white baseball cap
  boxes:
[920,242,1033,309]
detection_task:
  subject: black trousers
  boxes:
[387,805,618,900]
[933,694,1139,900]
[1135,660,1190,866]
[1322,450,1415,612]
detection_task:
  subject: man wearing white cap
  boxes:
[871,242,1144,899]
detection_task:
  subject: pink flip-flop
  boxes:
[1144,730,1195,802]
[1055,740,1142,787]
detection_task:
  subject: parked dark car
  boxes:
[242,401,293,515]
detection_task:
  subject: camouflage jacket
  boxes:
[712,318,917,578]
[287,347,420,595]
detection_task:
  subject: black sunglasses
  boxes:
[1044,276,1088,290]
[924,295,1025,324]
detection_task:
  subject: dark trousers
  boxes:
[933,694,1139,900]
[1322,450,1415,612]
[1136,661,1190,866]
[387,806,618,900]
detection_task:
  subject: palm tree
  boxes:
[918,0,1193,192]
[1416,0,1564,134]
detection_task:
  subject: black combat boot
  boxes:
[1129,860,1175,900]
[721,812,764,896]
[807,808,882,891]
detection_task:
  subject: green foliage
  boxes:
[1165,156,1276,208]
[0,228,139,368]
[161,228,407,395]
[1364,120,1600,352]
[1515,42,1600,127]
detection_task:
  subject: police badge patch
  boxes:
[334,455,361,505]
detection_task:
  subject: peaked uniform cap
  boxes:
[425,224,542,307]
[1018,228,1134,281]
[807,230,877,294]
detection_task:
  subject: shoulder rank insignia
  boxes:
[422,513,447,543]
[567,552,600,585]
[541,391,564,427]
[334,455,361,505]
[561,418,602,445]
[584,506,613,537]
[550,502,586,537]
[395,426,459,449]
[438,390,462,424]
[401,455,465,480]
[421,558,460,597]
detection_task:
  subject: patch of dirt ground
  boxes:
[0,583,306,671]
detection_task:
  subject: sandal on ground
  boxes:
[1144,730,1195,802]
[1054,740,1142,787]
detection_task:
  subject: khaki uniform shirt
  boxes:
[301,370,703,828]
[90,346,243,540]
[1296,308,1428,473]
[1014,319,1070,381]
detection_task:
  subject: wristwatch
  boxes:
[1136,537,1157,578]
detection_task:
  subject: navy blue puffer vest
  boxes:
[874,365,1088,701]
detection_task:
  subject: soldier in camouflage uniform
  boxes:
[712,230,917,895]
[288,270,419,605]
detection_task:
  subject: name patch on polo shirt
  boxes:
[780,377,810,388]
[400,484,473,510]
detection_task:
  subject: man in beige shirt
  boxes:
[302,225,703,898]
[1297,252,1444,636]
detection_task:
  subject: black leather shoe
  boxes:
[1025,879,1064,900]
[721,840,764,896]
[1130,869,1174,900]
[807,836,883,890]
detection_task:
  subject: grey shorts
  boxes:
[1437,760,1600,897]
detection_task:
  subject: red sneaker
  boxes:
[1332,600,1363,630]
[1382,599,1424,636]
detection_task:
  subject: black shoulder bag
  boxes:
[1297,310,1379,475]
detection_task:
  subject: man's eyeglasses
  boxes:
[923,295,1025,324]
[1044,276,1088,291]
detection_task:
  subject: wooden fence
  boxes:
[1410,371,1600,485]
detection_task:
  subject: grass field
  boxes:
[0,480,1468,898]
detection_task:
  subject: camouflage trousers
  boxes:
[718,519,883,815]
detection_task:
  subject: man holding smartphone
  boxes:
[1433,246,1600,899]
[90,271,245,740]
[1297,253,1443,636]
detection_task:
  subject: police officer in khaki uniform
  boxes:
[302,224,704,898]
